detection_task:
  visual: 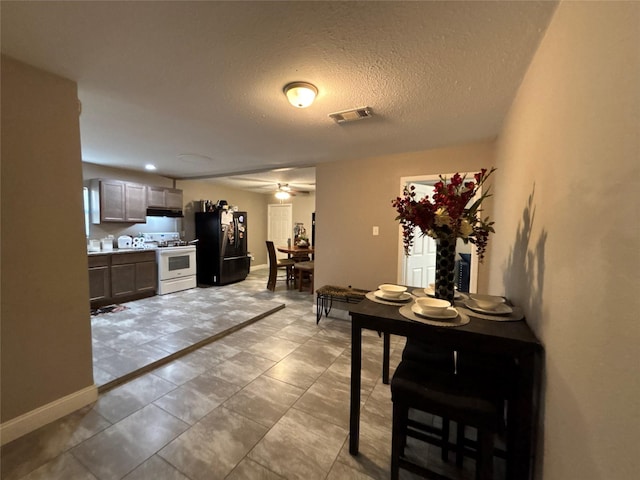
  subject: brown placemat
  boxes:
[365,291,414,306]
[399,304,470,327]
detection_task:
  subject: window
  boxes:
[83,187,90,237]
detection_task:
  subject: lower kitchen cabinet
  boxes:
[135,261,157,293]
[88,255,111,303]
[111,264,136,297]
[89,251,156,308]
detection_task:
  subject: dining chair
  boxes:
[390,359,506,480]
[265,241,295,291]
[293,261,314,293]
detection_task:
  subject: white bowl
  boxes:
[469,294,505,310]
[415,297,451,316]
[378,284,407,298]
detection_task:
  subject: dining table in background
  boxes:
[348,295,543,480]
[277,245,314,261]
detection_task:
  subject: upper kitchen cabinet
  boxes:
[147,186,183,209]
[90,179,147,224]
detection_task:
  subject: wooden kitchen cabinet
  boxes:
[146,186,183,209]
[89,251,156,308]
[88,255,111,303]
[111,264,136,298]
[90,179,147,224]
[135,261,157,292]
[125,183,147,222]
[99,180,125,222]
[146,186,165,208]
[111,251,156,298]
[165,189,183,209]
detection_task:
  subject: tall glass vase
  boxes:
[435,235,457,303]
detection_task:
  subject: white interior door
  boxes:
[268,204,292,260]
[403,183,436,287]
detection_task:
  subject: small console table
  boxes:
[315,285,368,324]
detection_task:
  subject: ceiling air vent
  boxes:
[328,107,373,124]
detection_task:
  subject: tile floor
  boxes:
[1,269,488,480]
[91,271,289,389]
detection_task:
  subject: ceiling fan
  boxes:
[206,167,316,196]
[274,183,310,199]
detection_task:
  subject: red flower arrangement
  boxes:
[392,168,496,261]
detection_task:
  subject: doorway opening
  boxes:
[398,174,479,293]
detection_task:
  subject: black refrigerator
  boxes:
[195,210,250,286]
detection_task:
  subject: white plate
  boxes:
[411,303,458,320]
[374,290,412,302]
[424,287,463,300]
[464,299,513,315]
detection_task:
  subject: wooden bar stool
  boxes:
[400,339,456,461]
[391,359,505,480]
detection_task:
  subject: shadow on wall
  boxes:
[501,184,548,478]
[502,184,547,325]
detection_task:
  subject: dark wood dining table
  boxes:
[348,295,543,480]
[277,245,314,259]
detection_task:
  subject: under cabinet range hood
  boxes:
[146,207,183,218]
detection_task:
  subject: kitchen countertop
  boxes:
[87,248,153,256]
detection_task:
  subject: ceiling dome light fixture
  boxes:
[283,82,318,108]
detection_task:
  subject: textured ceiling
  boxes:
[1,1,557,190]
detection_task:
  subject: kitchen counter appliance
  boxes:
[117,235,132,248]
[143,232,197,295]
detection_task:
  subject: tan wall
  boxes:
[83,162,174,187]
[488,2,640,478]
[314,140,495,291]
[291,193,316,242]
[1,56,94,421]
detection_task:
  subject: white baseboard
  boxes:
[0,384,98,446]
[250,264,268,271]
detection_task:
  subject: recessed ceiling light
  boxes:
[145,164,157,171]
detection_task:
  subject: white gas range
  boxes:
[142,232,197,295]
